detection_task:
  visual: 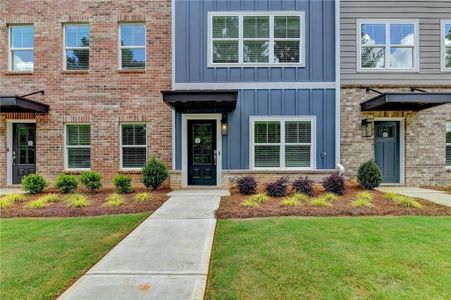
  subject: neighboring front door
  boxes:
[188,120,217,185]
[374,121,400,184]
[13,123,36,184]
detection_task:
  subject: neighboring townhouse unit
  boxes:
[167,0,339,188]
[340,0,451,186]
[0,0,172,187]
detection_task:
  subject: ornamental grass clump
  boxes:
[281,197,299,207]
[26,198,49,209]
[249,193,269,204]
[240,199,260,208]
[310,197,332,207]
[236,176,257,195]
[291,193,309,203]
[135,192,152,202]
[0,193,27,209]
[39,193,60,203]
[104,193,124,207]
[352,198,373,207]
[0,198,14,209]
[395,196,422,208]
[66,194,90,208]
[292,176,314,197]
[323,193,338,202]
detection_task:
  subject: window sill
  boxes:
[119,169,142,174]
[64,169,90,174]
[61,70,89,74]
[4,71,34,75]
[117,69,146,74]
[356,68,420,73]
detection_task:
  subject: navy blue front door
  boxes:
[374,121,400,183]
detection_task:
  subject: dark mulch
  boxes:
[0,188,170,218]
[216,187,451,219]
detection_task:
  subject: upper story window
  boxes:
[446,122,451,167]
[120,123,147,169]
[9,25,34,71]
[357,20,419,72]
[64,24,90,70]
[209,12,305,67]
[119,23,146,70]
[441,20,451,72]
[65,124,91,170]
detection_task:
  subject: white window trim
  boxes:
[119,123,147,170]
[118,23,146,70]
[356,19,420,73]
[64,123,91,171]
[249,116,316,170]
[63,23,90,71]
[8,24,34,72]
[207,11,305,67]
[441,20,451,72]
[446,122,451,168]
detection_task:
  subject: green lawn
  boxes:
[207,216,451,300]
[0,213,148,300]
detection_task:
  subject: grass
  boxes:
[0,193,27,208]
[385,193,422,208]
[135,192,151,202]
[104,193,124,207]
[240,199,259,208]
[248,193,269,204]
[0,213,148,299]
[66,194,90,208]
[280,197,299,207]
[26,198,49,209]
[310,197,332,207]
[207,217,451,300]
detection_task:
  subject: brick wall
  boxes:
[0,0,172,187]
[341,86,451,186]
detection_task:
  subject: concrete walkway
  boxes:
[59,189,229,300]
[376,187,451,207]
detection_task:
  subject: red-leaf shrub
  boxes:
[322,172,346,195]
[292,176,314,197]
[265,177,290,197]
[236,176,257,195]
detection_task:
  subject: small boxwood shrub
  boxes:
[22,174,47,194]
[265,177,290,197]
[357,160,383,189]
[135,192,152,202]
[104,193,124,207]
[80,171,102,192]
[55,174,78,194]
[236,176,257,195]
[322,172,346,195]
[113,174,132,194]
[141,156,169,191]
[292,176,314,197]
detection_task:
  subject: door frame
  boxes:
[374,117,405,185]
[181,114,222,188]
[6,119,36,185]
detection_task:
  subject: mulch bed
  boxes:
[421,186,451,194]
[0,188,170,218]
[216,187,451,219]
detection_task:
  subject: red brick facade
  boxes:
[0,0,172,187]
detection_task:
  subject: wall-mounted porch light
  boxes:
[361,118,374,137]
[221,113,228,135]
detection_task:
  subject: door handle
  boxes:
[213,150,217,166]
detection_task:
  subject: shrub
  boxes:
[22,174,47,194]
[281,197,299,207]
[323,193,338,202]
[240,199,259,208]
[265,177,290,197]
[352,198,373,207]
[0,198,14,208]
[322,172,346,195]
[26,199,49,209]
[292,176,314,197]
[55,174,78,194]
[357,160,383,190]
[248,193,269,204]
[310,197,332,207]
[356,191,374,202]
[291,193,309,203]
[104,193,124,207]
[135,192,152,202]
[80,171,102,192]
[236,176,257,195]
[113,174,132,194]
[66,194,90,208]
[141,156,169,191]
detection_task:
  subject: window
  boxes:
[9,25,34,71]
[209,12,305,66]
[119,24,146,69]
[357,20,418,71]
[121,124,147,168]
[65,124,91,169]
[446,122,451,167]
[64,24,90,70]
[250,117,315,169]
[441,20,451,71]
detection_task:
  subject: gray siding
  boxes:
[341,0,451,85]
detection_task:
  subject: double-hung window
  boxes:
[64,24,90,70]
[209,12,305,66]
[120,124,147,169]
[446,122,451,168]
[250,117,315,169]
[65,124,91,169]
[441,20,451,71]
[9,25,34,71]
[119,23,146,69]
[358,20,418,71]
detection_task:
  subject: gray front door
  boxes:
[13,123,36,184]
[374,121,400,184]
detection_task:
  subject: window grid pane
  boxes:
[255,145,280,168]
[122,124,146,146]
[67,125,91,146]
[285,145,310,168]
[122,148,146,168]
[68,148,91,169]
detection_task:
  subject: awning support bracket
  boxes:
[365,87,383,95]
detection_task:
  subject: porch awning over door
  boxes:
[162,90,237,113]
[0,96,49,113]
[361,92,451,111]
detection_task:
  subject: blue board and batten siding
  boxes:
[173,0,338,171]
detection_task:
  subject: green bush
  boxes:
[80,171,102,192]
[104,193,124,207]
[55,174,78,193]
[22,174,47,194]
[113,174,132,194]
[66,194,90,207]
[141,157,169,191]
[135,192,151,202]
[357,160,383,190]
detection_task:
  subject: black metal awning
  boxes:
[162,90,237,113]
[361,92,451,111]
[1,96,49,113]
